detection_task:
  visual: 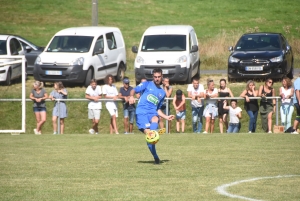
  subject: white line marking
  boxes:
[215,175,300,201]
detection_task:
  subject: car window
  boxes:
[93,35,104,53]
[46,36,93,53]
[106,32,117,50]
[141,35,186,51]
[10,38,20,55]
[0,40,7,55]
[235,35,281,51]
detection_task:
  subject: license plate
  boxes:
[45,70,62,75]
[162,70,169,74]
[245,66,263,71]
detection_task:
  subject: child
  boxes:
[223,99,242,133]
[173,89,186,133]
[49,82,68,134]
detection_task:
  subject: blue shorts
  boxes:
[124,109,135,124]
[33,107,46,112]
[136,113,159,131]
[176,110,186,120]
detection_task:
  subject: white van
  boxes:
[34,26,126,86]
[132,25,200,84]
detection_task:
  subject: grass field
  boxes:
[0,133,299,200]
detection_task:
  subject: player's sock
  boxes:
[147,143,159,159]
[150,122,158,130]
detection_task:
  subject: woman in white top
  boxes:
[203,79,218,133]
[223,99,242,133]
[103,74,119,134]
[279,76,294,131]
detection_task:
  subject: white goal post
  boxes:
[0,55,26,134]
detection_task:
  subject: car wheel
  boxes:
[5,69,11,86]
[116,63,125,81]
[185,68,192,84]
[287,65,293,80]
[84,68,93,87]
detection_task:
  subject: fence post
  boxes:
[57,100,61,134]
[276,97,279,126]
[166,98,169,134]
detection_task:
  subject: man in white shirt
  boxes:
[103,74,119,134]
[187,77,205,133]
[85,79,102,134]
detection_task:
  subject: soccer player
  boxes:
[129,69,175,164]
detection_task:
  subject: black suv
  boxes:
[228,33,293,81]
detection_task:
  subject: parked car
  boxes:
[0,35,25,85]
[132,25,200,84]
[228,32,294,81]
[33,26,126,86]
[14,35,44,75]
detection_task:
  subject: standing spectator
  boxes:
[218,79,234,133]
[258,78,276,133]
[203,79,218,133]
[128,68,175,164]
[103,74,119,134]
[291,73,300,134]
[173,89,186,133]
[159,78,173,132]
[223,99,242,133]
[187,77,205,133]
[49,82,68,135]
[29,80,48,135]
[279,77,294,131]
[119,77,135,134]
[240,80,259,133]
[85,79,102,135]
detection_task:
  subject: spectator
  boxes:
[103,74,119,134]
[258,78,276,133]
[119,77,135,134]
[240,80,259,133]
[29,80,48,135]
[173,89,186,133]
[291,73,300,134]
[85,79,102,135]
[223,99,242,133]
[159,78,173,133]
[279,77,294,131]
[218,79,234,133]
[49,82,68,135]
[187,77,205,133]
[203,79,218,133]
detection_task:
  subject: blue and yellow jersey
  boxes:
[134,81,166,115]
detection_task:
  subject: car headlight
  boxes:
[228,56,240,63]
[270,55,283,62]
[176,55,187,63]
[35,56,42,65]
[136,56,144,64]
[70,57,84,65]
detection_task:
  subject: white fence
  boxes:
[0,96,283,134]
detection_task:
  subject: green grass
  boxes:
[0,133,299,200]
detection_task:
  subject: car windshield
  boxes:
[46,36,93,53]
[0,40,7,55]
[141,35,186,51]
[235,35,281,51]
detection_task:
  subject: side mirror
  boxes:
[287,45,291,51]
[94,48,104,55]
[25,46,32,53]
[191,45,198,53]
[228,46,233,52]
[132,46,138,53]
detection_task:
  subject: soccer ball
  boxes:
[145,130,160,144]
